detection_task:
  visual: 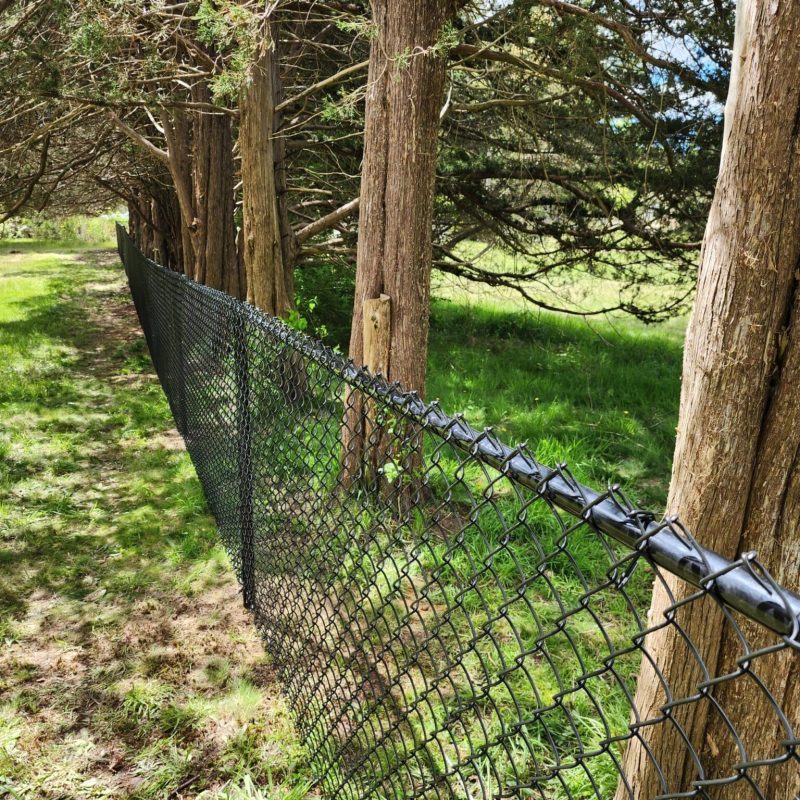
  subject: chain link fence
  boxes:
[117,226,800,800]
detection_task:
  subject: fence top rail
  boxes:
[117,223,800,644]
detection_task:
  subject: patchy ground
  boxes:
[0,244,313,800]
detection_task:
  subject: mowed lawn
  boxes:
[0,243,313,800]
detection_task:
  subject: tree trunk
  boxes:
[191,82,240,297]
[162,110,198,280]
[617,2,800,797]
[342,0,458,485]
[239,33,292,315]
[149,182,182,271]
[161,97,239,296]
[127,198,142,251]
[271,23,296,297]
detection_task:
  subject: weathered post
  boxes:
[362,293,391,451]
[363,294,394,494]
[363,294,391,373]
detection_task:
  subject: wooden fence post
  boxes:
[363,294,391,484]
[340,294,391,488]
[363,294,392,377]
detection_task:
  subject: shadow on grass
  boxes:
[0,250,213,613]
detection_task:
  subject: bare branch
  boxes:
[0,133,50,222]
[109,112,170,164]
[276,59,369,112]
[294,196,360,243]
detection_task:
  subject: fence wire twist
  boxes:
[117,226,800,800]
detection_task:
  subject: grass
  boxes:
[0,244,314,799]
[429,240,684,511]
[0,235,685,800]
[428,300,682,510]
[0,212,125,247]
[298,250,684,509]
[432,241,691,342]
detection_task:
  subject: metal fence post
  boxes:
[233,304,256,610]
[174,286,188,437]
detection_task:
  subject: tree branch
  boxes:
[0,134,51,223]
[109,112,170,164]
[294,196,360,243]
[276,59,370,113]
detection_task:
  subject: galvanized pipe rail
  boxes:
[239,292,800,643]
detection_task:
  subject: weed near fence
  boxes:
[118,225,800,800]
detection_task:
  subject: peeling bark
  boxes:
[162,110,198,280]
[191,81,239,297]
[239,34,292,315]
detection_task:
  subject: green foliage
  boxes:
[320,88,362,123]
[334,16,378,42]
[194,0,260,102]
[285,308,309,333]
[294,260,355,347]
[434,21,462,55]
[70,19,111,59]
[0,212,124,244]
[195,0,255,51]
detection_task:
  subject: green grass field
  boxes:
[0,244,313,799]
[0,239,685,799]
[428,300,682,510]
[430,241,685,509]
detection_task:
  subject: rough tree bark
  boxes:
[617,1,800,797]
[159,98,240,296]
[162,110,198,280]
[270,24,297,290]
[342,0,460,484]
[191,82,240,298]
[144,180,182,271]
[239,31,292,315]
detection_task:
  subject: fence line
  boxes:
[118,225,799,800]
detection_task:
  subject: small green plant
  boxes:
[286,308,309,333]
[334,17,378,41]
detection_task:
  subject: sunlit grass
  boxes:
[428,300,682,510]
[0,244,313,800]
[432,241,691,342]
[0,237,685,799]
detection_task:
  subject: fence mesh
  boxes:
[117,226,800,800]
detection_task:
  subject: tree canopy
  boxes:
[0,0,733,321]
